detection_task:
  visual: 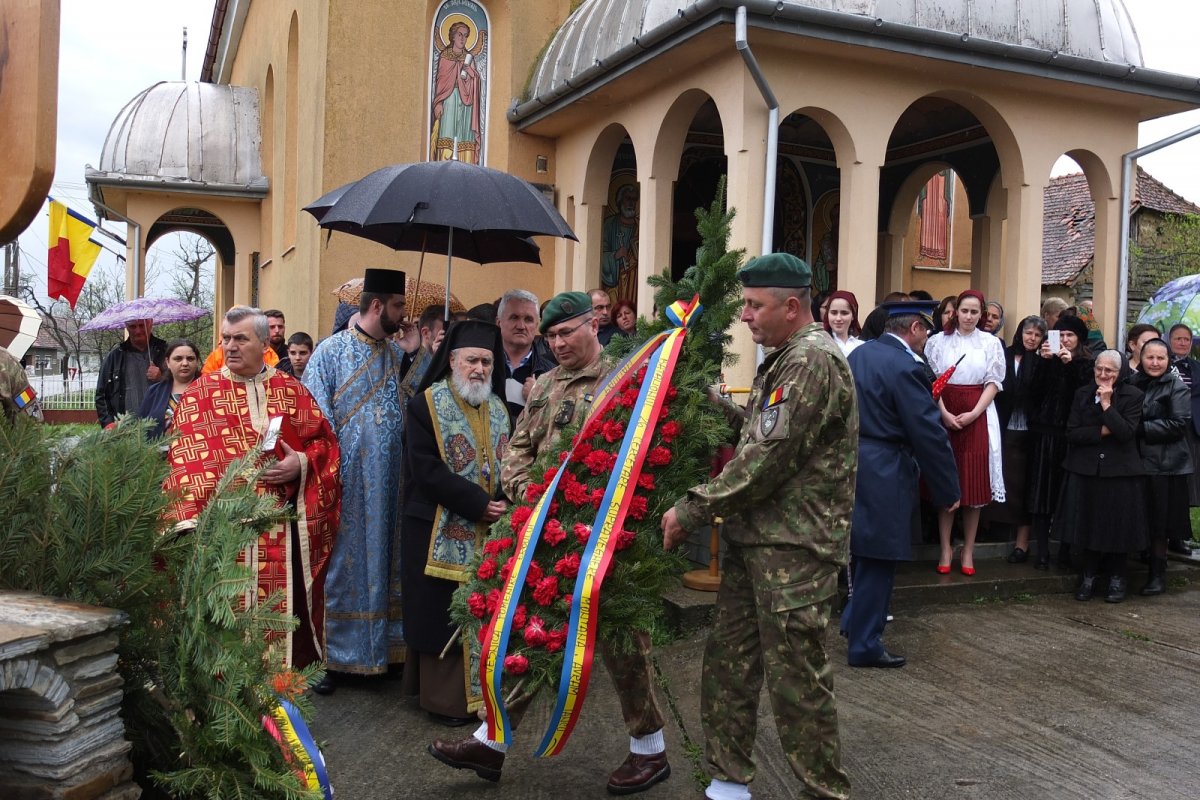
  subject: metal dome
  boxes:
[525,0,1145,108]
[89,81,266,194]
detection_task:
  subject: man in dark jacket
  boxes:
[496,289,556,421]
[95,319,167,427]
[842,301,960,668]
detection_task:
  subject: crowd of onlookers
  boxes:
[817,286,1198,604]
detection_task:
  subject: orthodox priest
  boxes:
[402,320,510,725]
[164,305,340,668]
[302,268,413,692]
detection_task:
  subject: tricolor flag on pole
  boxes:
[47,199,102,309]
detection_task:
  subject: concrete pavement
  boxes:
[311,575,1200,799]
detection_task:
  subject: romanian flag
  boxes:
[14,387,36,409]
[47,200,102,309]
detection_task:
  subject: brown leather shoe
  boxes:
[428,736,504,782]
[606,751,671,795]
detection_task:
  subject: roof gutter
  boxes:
[735,6,777,257]
[1116,123,1200,346]
[510,0,1200,129]
[201,0,250,85]
[84,171,269,200]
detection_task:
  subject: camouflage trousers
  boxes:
[702,543,850,799]
[508,630,665,737]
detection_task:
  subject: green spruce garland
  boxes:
[451,179,744,705]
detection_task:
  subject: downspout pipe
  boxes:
[91,197,142,299]
[735,6,778,256]
[1117,122,1200,347]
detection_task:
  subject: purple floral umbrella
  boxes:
[80,298,211,331]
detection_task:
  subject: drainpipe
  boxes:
[735,6,778,255]
[91,198,142,299]
[1117,122,1200,347]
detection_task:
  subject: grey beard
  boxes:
[452,373,492,407]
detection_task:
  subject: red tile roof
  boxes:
[1042,168,1200,286]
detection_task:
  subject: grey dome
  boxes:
[90,81,266,193]
[527,0,1143,104]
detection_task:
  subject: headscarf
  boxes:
[985,301,1005,338]
[944,289,986,334]
[1053,315,1090,354]
[331,302,356,335]
[821,290,861,337]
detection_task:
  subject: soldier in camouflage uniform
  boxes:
[431,291,672,796]
[662,253,857,800]
[0,345,43,422]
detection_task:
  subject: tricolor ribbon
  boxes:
[261,699,333,798]
[479,295,701,752]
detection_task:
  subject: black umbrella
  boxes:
[304,161,576,320]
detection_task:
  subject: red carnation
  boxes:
[617,390,638,409]
[591,487,605,509]
[467,592,487,618]
[628,495,649,520]
[543,518,567,546]
[542,467,559,483]
[659,420,681,444]
[602,420,625,443]
[636,366,648,383]
[572,441,594,462]
[500,556,516,583]
[532,576,559,606]
[637,472,656,491]
[561,594,573,610]
[510,506,533,534]
[525,482,545,503]
[573,522,592,546]
[666,385,678,401]
[648,446,672,467]
[659,406,670,421]
[549,501,559,516]
[483,536,514,556]
[559,451,569,463]
[584,450,613,476]
[513,603,527,629]
[615,528,637,551]
[486,589,501,614]
[584,418,605,440]
[476,558,498,580]
[563,480,591,507]
[504,654,529,675]
[555,552,581,579]
[523,616,548,647]
[524,560,543,586]
[546,626,568,653]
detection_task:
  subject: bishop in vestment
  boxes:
[165,306,340,668]
[303,268,415,687]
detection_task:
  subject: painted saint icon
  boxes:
[429,2,489,164]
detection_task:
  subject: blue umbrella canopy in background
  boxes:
[1135,273,1200,337]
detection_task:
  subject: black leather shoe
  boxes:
[429,737,504,782]
[607,752,671,795]
[850,651,906,668]
[1168,539,1194,556]
[1105,575,1127,603]
[311,674,336,695]
[1007,547,1028,564]
[1074,574,1096,601]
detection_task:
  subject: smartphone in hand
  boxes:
[1047,329,1061,354]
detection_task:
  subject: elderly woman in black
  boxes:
[1058,350,1146,603]
[1167,323,1199,556]
[1025,315,1094,569]
[996,316,1046,562]
[1133,338,1193,595]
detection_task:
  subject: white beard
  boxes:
[453,373,493,407]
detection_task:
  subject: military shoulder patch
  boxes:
[762,385,789,410]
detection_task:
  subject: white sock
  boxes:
[630,728,665,755]
[705,778,752,800]
[471,723,509,753]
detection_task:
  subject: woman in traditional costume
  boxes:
[822,290,863,357]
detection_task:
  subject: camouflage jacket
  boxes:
[675,323,858,568]
[0,348,42,422]
[500,353,613,502]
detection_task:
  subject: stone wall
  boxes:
[0,592,138,799]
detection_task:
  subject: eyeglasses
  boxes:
[544,317,592,342]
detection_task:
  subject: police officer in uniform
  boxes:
[662,253,858,800]
[430,291,672,796]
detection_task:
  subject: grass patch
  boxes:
[1168,575,1189,589]
[1121,630,1152,642]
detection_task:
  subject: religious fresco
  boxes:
[429,0,490,165]
[775,158,809,264]
[811,191,840,292]
[601,164,639,306]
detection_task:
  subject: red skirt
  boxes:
[941,383,992,506]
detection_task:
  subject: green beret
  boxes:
[737,252,812,288]
[540,291,593,334]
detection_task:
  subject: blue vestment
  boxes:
[303,328,407,673]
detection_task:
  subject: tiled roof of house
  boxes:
[1042,168,1200,286]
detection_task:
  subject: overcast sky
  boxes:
[14,0,1200,302]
